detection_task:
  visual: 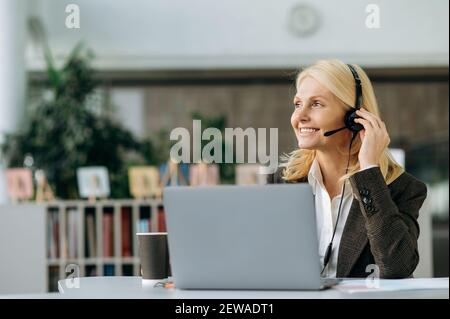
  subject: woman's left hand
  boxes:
[354,108,391,170]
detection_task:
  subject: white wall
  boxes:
[110,88,146,139]
[27,0,449,70]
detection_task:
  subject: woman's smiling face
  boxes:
[291,76,349,150]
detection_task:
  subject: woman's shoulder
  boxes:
[389,170,428,198]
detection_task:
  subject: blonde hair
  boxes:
[282,59,404,185]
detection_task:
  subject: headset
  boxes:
[324,64,364,137]
[320,64,364,275]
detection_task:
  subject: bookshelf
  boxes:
[0,189,434,294]
[0,199,165,293]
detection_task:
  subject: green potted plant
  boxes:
[1,42,156,199]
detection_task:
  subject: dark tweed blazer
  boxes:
[267,166,427,279]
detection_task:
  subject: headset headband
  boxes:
[347,64,362,109]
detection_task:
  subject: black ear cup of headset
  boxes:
[344,108,364,133]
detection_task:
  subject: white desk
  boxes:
[55,277,449,299]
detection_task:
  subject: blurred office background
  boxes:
[0,0,448,293]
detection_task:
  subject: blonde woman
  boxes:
[268,60,427,279]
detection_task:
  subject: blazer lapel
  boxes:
[336,198,368,278]
[294,175,368,277]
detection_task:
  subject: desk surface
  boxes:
[55,277,449,299]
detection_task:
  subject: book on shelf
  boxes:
[104,265,115,276]
[47,209,60,259]
[47,212,54,258]
[122,265,134,276]
[45,202,164,259]
[66,207,79,259]
[158,206,166,232]
[137,205,152,233]
[48,266,59,292]
[85,265,97,277]
[137,218,152,233]
[121,207,132,257]
[102,213,114,257]
[86,213,96,257]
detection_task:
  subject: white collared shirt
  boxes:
[307,158,354,278]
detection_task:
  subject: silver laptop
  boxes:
[163,184,337,290]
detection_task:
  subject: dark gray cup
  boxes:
[137,232,171,280]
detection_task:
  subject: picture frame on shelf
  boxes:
[189,162,220,186]
[5,168,34,202]
[128,166,161,199]
[235,164,267,185]
[76,166,110,200]
[35,169,55,202]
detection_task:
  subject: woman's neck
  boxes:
[315,149,350,199]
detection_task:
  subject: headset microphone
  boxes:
[323,126,346,137]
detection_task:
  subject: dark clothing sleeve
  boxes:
[349,166,428,278]
[268,164,428,279]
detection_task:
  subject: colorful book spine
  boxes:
[67,209,79,259]
[47,211,60,259]
[86,214,96,257]
[158,206,166,232]
[121,208,132,257]
[102,213,114,257]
